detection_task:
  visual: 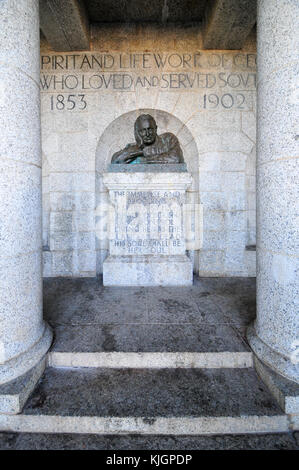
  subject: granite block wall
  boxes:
[40,25,257,277]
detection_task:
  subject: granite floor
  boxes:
[0,431,298,450]
[23,367,282,418]
[43,276,256,353]
[3,277,296,450]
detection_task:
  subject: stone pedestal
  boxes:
[247,0,299,387]
[103,165,193,286]
[0,0,52,410]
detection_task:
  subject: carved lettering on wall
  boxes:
[40,52,257,112]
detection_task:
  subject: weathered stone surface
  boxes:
[47,304,253,368]
[43,276,256,328]
[254,357,299,415]
[203,0,256,49]
[248,321,299,388]
[22,367,283,417]
[0,0,40,80]
[0,366,288,435]
[48,351,253,369]
[257,0,298,84]
[103,255,193,287]
[85,0,208,24]
[43,276,254,367]
[0,431,297,450]
[39,0,90,51]
[102,170,194,285]
[247,0,299,384]
[0,163,42,257]
[42,276,256,368]
[212,292,256,328]
[0,323,52,389]
[40,29,257,277]
[44,280,149,325]
[258,65,299,164]
[254,248,298,356]
[0,69,41,166]
[0,359,46,415]
[0,413,289,436]
[0,0,52,388]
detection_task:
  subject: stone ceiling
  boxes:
[82,0,208,24]
[40,0,256,51]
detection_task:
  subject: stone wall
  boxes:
[40,24,256,278]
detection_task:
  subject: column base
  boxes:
[0,323,52,386]
[0,357,46,415]
[253,355,299,417]
[247,323,299,384]
[103,255,193,286]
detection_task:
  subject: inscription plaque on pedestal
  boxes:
[102,114,193,286]
[103,168,193,286]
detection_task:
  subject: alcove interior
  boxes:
[95,108,200,273]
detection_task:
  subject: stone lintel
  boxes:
[39,0,90,51]
[203,0,257,50]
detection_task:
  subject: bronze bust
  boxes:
[111,114,184,164]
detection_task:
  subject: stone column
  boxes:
[0,0,52,386]
[247,0,299,382]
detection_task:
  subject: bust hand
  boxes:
[112,145,143,164]
[123,147,144,163]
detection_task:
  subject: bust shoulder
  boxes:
[159,132,178,141]
[158,132,180,147]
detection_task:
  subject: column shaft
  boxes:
[0,0,52,385]
[247,0,299,382]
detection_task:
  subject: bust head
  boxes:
[134,114,157,147]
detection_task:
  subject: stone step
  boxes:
[43,278,256,330]
[48,351,253,369]
[0,367,288,435]
[1,431,299,450]
[44,277,256,369]
[48,323,252,368]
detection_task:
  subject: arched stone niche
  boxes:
[95,109,199,274]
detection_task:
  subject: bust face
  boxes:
[136,117,157,146]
